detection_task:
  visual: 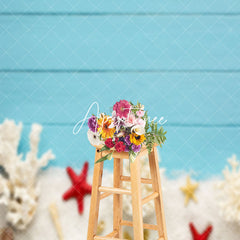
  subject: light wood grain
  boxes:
[94,237,127,240]
[120,220,158,231]
[99,186,131,195]
[130,155,144,240]
[87,150,104,240]
[100,192,112,200]
[142,192,159,205]
[113,158,123,238]
[120,176,152,184]
[105,230,117,237]
[149,147,168,240]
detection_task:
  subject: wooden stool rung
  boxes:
[94,230,122,240]
[142,192,159,205]
[120,220,159,231]
[94,237,127,240]
[99,186,131,195]
[105,230,118,238]
[100,192,112,200]
[106,230,117,237]
[120,176,152,184]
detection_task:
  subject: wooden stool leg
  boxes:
[113,158,123,238]
[149,147,168,240]
[130,156,144,240]
[87,150,104,240]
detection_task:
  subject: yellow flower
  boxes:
[129,132,146,145]
[97,115,115,139]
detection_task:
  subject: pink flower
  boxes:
[125,113,136,127]
[113,100,131,118]
[136,110,144,117]
[135,118,146,127]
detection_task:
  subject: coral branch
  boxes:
[0,119,55,230]
[216,154,240,223]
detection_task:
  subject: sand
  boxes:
[0,167,240,240]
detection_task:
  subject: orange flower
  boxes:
[97,115,115,139]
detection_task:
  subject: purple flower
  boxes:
[131,144,141,153]
[125,135,131,146]
[88,116,98,132]
[112,112,125,131]
[124,145,130,152]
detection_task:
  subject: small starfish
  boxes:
[189,222,212,240]
[62,162,92,214]
[180,176,198,206]
[144,229,150,240]
[123,231,132,240]
[96,220,105,235]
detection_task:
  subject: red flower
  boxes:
[115,141,125,152]
[105,138,115,148]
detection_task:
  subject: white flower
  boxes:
[131,125,145,135]
[87,129,103,146]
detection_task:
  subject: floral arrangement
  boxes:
[87,100,166,163]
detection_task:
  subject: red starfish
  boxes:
[189,222,213,240]
[63,162,92,214]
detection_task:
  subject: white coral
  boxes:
[216,154,240,223]
[0,119,55,230]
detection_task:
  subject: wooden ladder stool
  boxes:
[87,145,168,240]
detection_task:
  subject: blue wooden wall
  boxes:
[0,1,240,178]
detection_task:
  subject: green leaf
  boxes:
[106,152,113,160]
[99,145,110,152]
[95,152,113,164]
[129,151,137,163]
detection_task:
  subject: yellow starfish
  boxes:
[96,220,105,235]
[123,231,132,240]
[144,229,150,240]
[180,176,199,206]
[123,230,149,240]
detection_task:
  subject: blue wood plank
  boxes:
[0,0,240,14]
[17,123,240,178]
[0,16,240,70]
[0,72,240,126]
